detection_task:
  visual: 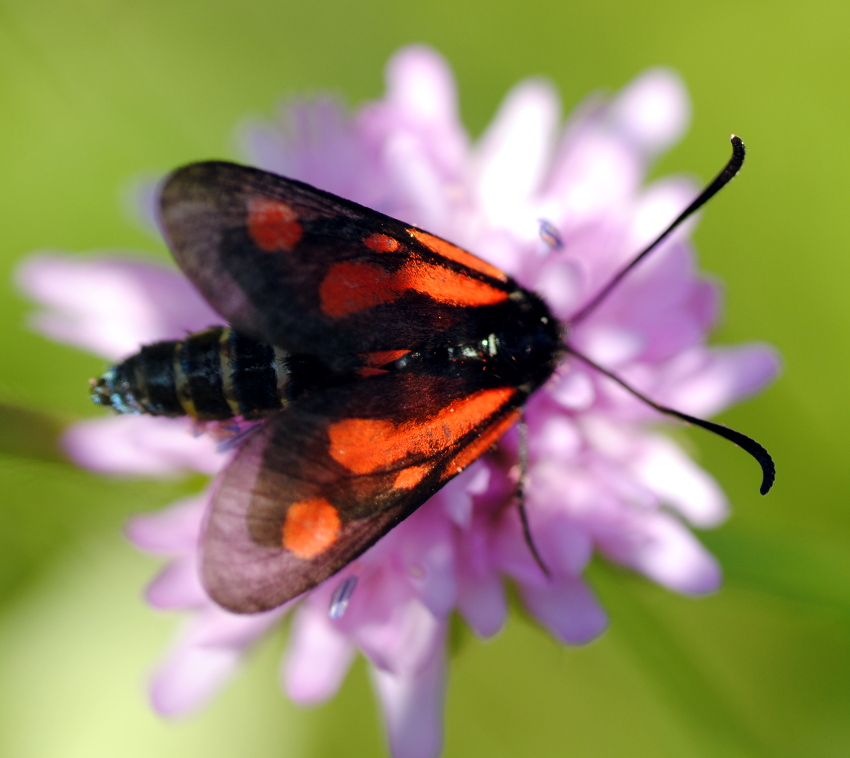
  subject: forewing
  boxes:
[201,372,523,613]
[159,161,514,360]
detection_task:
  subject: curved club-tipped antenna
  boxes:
[566,136,774,494]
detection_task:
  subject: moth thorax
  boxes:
[90,327,290,420]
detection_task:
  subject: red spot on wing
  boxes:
[248,198,303,252]
[356,367,389,378]
[360,350,410,367]
[320,261,401,317]
[404,260,508,307]
[393,464,431,490]
[328,388,516,474]
[441,409,520,479]
[364,233,400,253]
[282,497,342,558]
[355,351,412,378]
[407,229,508,282]
[320,258,507,319]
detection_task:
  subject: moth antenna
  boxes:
[563,135,773,495]
[571,135,746,325]
[516,415,551,576]
[567,347,775,495]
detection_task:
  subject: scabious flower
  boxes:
[17,46,778,758]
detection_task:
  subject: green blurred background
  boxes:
[0,0,847,756]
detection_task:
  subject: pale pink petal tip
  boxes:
[63,416,220,476]
[474,78,560,225]
[145,557,207,610]
[665,344,781,416]
[457,574,508,638]
[632,436,728,528]
[612,68,690,153]
[355,595,444,676]
[120,174,162,239]
[283,607,355,704]
[16,254,220,361]
[650,518,722,596]
[604,513,722,596]
[125,496,206,553]
[521,576,609,644]
[150,645,242,717]
[386,45,457,124]
[394,509,457,618]
[372,639,446,758]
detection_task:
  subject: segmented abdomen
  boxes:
[92,327,289,420]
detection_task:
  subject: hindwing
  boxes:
[202,371,524,612]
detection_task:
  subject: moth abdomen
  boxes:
[91,326,290,420]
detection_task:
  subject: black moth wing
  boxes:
[202,371,525,613]
[160,161,566,612]
[158,161,519,367]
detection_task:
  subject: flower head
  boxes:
[18,46,778,758]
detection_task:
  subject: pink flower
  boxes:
[17,46,778,758]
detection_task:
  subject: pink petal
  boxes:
[599,510,722,595]
[371,626,446,758]
[439,465,488,528]
[17,254,220,360]
[385,46,459,132]
[381,126,453,233]
[149,606,281,717]
[125,495,205,553]
[474,79,560,228]
[533,257,583,320]
[393,507,457,618]
[549,368,596,411]
[527,410,583,466]
[283,603,355,704]
[545,129,640,224]
[188,606,285,648]
[145,555,207,610]
[244,96,375,207]
[630,434,728,527]
[609,68,690,154]
[660,343,781,415]
[456,571,507,638]
[151,642,242,717]
[520,574,608,644]
[64,415,221,476]
[349,581,443,675]
[628,177,698,251]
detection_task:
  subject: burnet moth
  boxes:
[92,135,774,614]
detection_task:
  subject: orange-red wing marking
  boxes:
[392,464,431,490]
[161,163,520,359]
[319,261,400,318]
[320,258,508,318]
[360,350,410,367]
[282,498,342,558]
[402,259,508,307]
[247,198,303,252]
[407,229,508,281]
[201,376,524,613]
[363,233,400,253]
[442,409,521,479]
[328,387,515,474]
[355,350,412,378]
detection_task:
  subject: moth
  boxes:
[92,136,774,614]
